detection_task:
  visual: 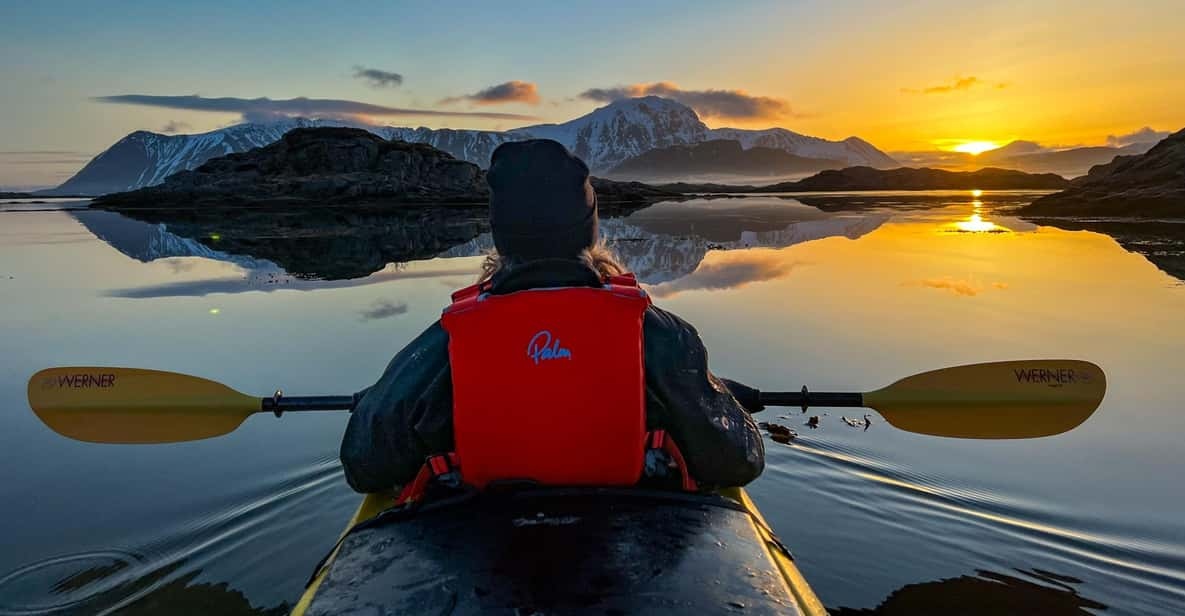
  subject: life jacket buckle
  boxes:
[427,454,462,488]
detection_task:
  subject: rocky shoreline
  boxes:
[1019,128,1184,217]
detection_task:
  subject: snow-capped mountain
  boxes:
[383,127,528,169]
[519,96,709,171]
[48,117,383,196]
[707,127,898,168]
[48,97,896,195]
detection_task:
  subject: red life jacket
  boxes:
[395,273,696,504]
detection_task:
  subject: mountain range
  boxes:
[1020,127,1185,217]
[894,139,1160,178]
[607,140,846,181]
[46,97,898,196]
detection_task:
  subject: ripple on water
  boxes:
[0,456,350,615]
[763,436,1185,611]
[0,549,147,615]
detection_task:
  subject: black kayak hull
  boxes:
[292,488,824,615]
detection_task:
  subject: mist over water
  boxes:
[1,192,1183,614]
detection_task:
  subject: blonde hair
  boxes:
[478,241,626,283]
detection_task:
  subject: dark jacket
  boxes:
[340,258,765,493]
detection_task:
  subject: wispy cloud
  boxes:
[359,299,408,321]
[647,251,804,298]
[903,277,1009,296]
[353,66,404,88]
[0,150,93,165]
[440,80,541,106]
[901,76,1008,95]
[93,94,541,123]
[159,120,191,133]
[579,81,795,121]
[1106,126,1170,147]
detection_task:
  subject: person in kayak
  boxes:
[341,139,764,495]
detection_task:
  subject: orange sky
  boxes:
[2,1,1184,186]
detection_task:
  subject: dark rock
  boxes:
[0,192,33,199]
[759,422,798,444]
[1018,127,1185,217]
[653,182,759,194]
[756,166,1070,192]
[589,177,681,207]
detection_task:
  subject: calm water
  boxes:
[1,193,1183,615]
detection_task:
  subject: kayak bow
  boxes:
[292,487,826,616]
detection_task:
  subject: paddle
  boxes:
[27,367,354,444]
[758,360,1105,439]
[27,360,1104,444]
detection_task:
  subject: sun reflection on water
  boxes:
[954,213,1002,233]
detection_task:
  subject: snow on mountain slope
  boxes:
[707,127,898,168]
[384,127,528,167]
[520,96,709,172]
[48,118,361,196]
[49,97,897,195]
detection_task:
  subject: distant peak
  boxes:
[599,96,697,112]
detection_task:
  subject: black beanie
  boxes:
[488,139,598,260]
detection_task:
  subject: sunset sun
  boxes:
[951,141,1001,155]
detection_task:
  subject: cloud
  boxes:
[0,150,93,166]
[901,76,1008,95]
[647,251,803,298]
[353,66,403,88]
[1105,126,1170,148]
[440,81,541,106]
[93,94,540,122]
[104,265,473,298]
[359,299,409,321]
[903,277,1009,296]
[579,81,794,121]
[159,120,191,133]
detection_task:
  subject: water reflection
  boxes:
[1019,217,1185,282]
[77,198,890,292]
[71,207,487,281]
[830,569,1106,615]
[4,191,1184,615]
[0,558,288,616]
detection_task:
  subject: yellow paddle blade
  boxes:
[863,360,1106,439]
[28,367,261,444]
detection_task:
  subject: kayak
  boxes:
[291,486,826,615]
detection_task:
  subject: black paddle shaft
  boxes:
[759,390,864,411]
[255,390,865,414]
[261,394,356,416]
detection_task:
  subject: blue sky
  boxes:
[2,0,1183,187]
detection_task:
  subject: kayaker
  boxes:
[340,139,764,495]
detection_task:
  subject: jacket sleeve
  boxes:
[643,306,766,488]
[340,321,454,493]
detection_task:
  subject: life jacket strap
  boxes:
[395,429,698,506]
[646,429,699,492]
[394,453,461,506]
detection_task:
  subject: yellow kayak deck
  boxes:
[292,487,825,615]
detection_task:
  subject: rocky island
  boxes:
[93,127,676,210]
[656,166,1070,193]
[1019,127,1184,217]
[756,166,1070,192]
